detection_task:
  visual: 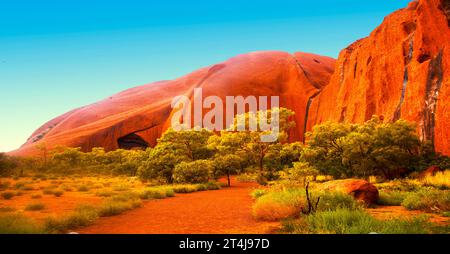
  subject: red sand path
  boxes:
[77,180,279,234]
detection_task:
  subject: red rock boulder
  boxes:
[319,179,380,205]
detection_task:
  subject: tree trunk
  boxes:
[227,171,231,187]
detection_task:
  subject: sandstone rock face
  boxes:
[307,0,450,155]
[12,51,335,156]
[11,0,450,157]
[320,179,380,204]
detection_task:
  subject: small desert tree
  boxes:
[173,160,213,184]
[211,154,242,186]
[214,108,296,179]
[302,116,422,179]
[138,127,213,182]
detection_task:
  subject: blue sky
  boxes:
[0,0,411,152]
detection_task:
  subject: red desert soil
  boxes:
[367,206,450,226]
[78,180,280,234]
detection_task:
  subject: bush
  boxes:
[422,170,450,189]
[0,181,11,191]
[1,191,15,200]
[0,207,16,213]
[95,189,114,197]
[281,209,435,234]
[302,117,422,179]
[42,189,54,195]
[0,214,43,234]
[251,189,267,199]
[77,185,90,192]
[377,191,407,206]
[236,174,258,183]
[172,185,198,193]
[317,192,363,211]
[53,190,64,197]
[139,188,167,200]
[198,182,222,191]
[25,202,46,211]
[173,160,212,184]
[44,205,99,233]
[252,189,304,221]
[31,194,42,199]
[401,188,450,213]
[98,194,142,217]
[375,179,421,192]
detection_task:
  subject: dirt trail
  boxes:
[367,206,450,226]
[77,180,279,234]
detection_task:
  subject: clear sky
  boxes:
[0,0,411,152]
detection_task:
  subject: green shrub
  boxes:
[18,184,34,191]
[251,189,267,199]
[402,188,450,213]
[95,189,114,197]
[98,194,142,217]
[31,194,42,199]
[0,214,44,234]
[60,185,74,192]
[0,181,11,191]
[0,207,16,213]
[173,160,212,184]
[317,191,363,211]
[42,189,54,195]
[377,191,407,206]
[165,188,175,197]
[25,202,45,211]
[172,185,198,193]
[139,189,166,200]
[1,191,15,200]
[53,190,64,197]
[281,209,435,234]
[375,179,421,192]
[236,173,258,183]
[252,189,305,221]
[112,184,131,192]
[76,185,90,192]
[198,182,222,191]
[44,205,99,233]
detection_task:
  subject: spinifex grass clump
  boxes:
[44,205,99,233]
[172,184,199,193]
[98,193,142,217]
[377,191,407,206]
[281,208,440,234]
[0,214,44,234]
[1,191,15,200]
[25,202,45,211]
[252,189,305,221]
[422,170,450,189]
[401,188,450,213]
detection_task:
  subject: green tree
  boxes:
[214,108,296,176]
[284,162,320,184]
[173,160,213,184]
[138,127,213,182]
[211,154,242,186]
[303,116,422,179]
[0,153,18,176]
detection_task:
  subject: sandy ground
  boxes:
[77,180,280,234]
[367,205,450,225]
